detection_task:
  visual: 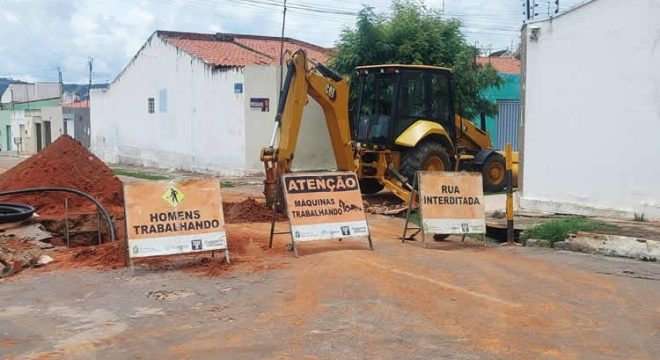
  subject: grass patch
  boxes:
[522,217,617,245]
[408,211,421,226]
[220,181,235,188]
[113,168,169,180]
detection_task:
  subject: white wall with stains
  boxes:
[242,65,335,172]
[521,0,660,220]
[91,35,335,176]
[91,35,247,175]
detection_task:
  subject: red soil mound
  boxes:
[223,198,286,223]
[50,241,126,270]
[0,136,124,222]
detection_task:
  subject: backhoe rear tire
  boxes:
[359,179,384,195]
[400,140,452,182]
[481,153,506,193]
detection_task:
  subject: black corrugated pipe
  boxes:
[0,187,116,241]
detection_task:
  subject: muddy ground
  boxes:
[0,156,659,359]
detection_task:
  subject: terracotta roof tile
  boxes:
[476,56,521,74]
[63,99,89,109]
[159,31,330,67]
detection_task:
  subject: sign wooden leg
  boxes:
[224,249,231,264]
[421,229,427,249]
[402,196,414,243]
[268,178,282,249]
[402,173,419,243]
[292,240,298,257]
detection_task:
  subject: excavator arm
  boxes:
[261,50,355,206]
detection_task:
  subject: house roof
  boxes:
[476,56,521,74]
[157,31,330,67]
[63,99,89,109]
[1,82,61,104]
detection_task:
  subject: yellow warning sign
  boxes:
[161,186,184,207]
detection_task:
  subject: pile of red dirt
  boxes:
[0,136,124,227]
[50,241,126,270]
[223,198,286,223]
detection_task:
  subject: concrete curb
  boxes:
[554,232,659,262]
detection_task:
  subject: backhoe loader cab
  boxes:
[354,65,455,149]
[261,50,510,208]
[352,64,508,197]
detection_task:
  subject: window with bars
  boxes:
[148,98,155,114]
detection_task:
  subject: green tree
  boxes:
[330,0,502,118]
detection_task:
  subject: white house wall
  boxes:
[521,0,660,219]
[243,65,335,172]
[40,106,65,145]
[9,110,28,152]
[91,35,246,175]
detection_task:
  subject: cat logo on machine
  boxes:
[324,83,336,101]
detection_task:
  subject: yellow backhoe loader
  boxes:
[261,50,517,207]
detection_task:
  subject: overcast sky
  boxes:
[0,0,586,83]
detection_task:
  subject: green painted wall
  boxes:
[0,98,61,152]
[474,73,520,142]
[0,110,9,151]
[8,98,60,110]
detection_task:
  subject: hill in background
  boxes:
[0,77,108,100]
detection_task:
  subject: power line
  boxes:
[1,0,66,60]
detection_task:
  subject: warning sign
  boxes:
[282,172,370,242]
[418,172,486,234]
[124,178,227,258]
[161,185,184,207]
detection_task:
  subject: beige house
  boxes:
[1,82,64,154]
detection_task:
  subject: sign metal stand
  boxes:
[402,172,428,248]
[268,176,298,256]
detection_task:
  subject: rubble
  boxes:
[525,238,551,248]
[36,255,54,266]
[554,232,659,261]
[364,201,408,215]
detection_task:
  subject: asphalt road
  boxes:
[1,214,659,359]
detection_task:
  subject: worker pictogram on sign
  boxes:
[162,186,184,207]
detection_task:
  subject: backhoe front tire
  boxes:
[481,153,506,193]
[400,140,452,182]
[359,179,384,195]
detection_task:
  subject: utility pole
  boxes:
[58,67,63,103]
[525,0,531,21]
[87,57,93,101]
[278,0,288,93]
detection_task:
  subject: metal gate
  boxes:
[494,100,520,151]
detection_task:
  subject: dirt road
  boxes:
[1,183,659,359]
